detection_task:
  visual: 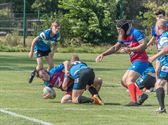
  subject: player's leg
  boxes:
[61,93,72,104]
[45,53,54,70]
[124,70,140,106]
[155,60,161,80]
[121,70,129,88]
[155,79,167,113]
[92,77,103,92]
[72,89,89,103]
[125,61,149,106]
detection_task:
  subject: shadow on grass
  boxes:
[104,102,121,105]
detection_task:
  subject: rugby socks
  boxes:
[88,86,98,96]
[88,86,102,100]
[78,96,93,103]
[128,83,137,103]
[135,85,143,96]
[156,87,165,109]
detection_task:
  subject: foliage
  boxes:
[137,1,168,35]
[59,0,118,44]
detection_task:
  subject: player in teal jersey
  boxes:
[28,21,61,83]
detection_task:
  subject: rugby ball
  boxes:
[43,86,56,99]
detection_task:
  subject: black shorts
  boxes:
[73,68,95,90]
[34,49,51,58]
[140,75,156,89]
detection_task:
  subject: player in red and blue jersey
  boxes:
[37,61,73,103]
[37,60,103,104]
[96,19,149,106]
[28,21,61,83]
[149,19,168,113]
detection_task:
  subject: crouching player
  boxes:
[136,63,156,105]
[66,55,104,105]
[37,61,103,104]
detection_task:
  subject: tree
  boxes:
[59,0,118,44]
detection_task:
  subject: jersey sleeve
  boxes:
[49,63,64,76]
[151,26,157,37]
[133,29,144,43]
[37,30,48,41]
[56,32,61,41]
[160,37,168,47]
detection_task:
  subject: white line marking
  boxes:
[0,109,54,125]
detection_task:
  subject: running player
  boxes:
[96,19,149,106]
[147,9,168,81]
[28,21,61,83]
[149,19,168,113]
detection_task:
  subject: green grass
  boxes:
[0,52,168,125]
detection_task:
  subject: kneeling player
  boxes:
[37,61,103,104]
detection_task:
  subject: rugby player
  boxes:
[28,21,61,83]
[96,19,149,106]
[149,19,168,113]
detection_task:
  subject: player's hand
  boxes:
[120,47,130,54]
[28,51,33,58]
[65,70,70,76]
[148,56,155,63]
[49,52,54,57]
[95,54,104,62]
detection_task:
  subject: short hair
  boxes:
[155,9,166,16]
[71,55,80,62]
[51,20,60,28]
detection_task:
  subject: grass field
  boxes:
[0,52,168,125]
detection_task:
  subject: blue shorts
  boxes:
[128,60,149,75]
[159,65,168,81]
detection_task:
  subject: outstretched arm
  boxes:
[95,42,121,62]
[149,45,168,62]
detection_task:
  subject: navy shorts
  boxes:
[34,49,51,58]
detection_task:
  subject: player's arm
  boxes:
[149,44,168,62]
[147,36,156,47]
[28,37,38,58]
[129,39,147,52]
[95,42,121,62]
[62,60,71,91]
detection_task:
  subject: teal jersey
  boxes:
[35,29,61,51]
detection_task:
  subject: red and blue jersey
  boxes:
[118,28,148,63]
[35,29,61,51]
[44,64,74,91]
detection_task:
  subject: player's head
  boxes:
[156,19,167,35]
[71,55,80,62]
[37,69,50,81]
[155,9,166,20]
[51,20,60,35]
[116,19,132,39]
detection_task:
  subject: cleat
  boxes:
[125,101,140,106]
[156,107,166,114]
[138,93,148,105]
[92,94,104,105]
[28,69,36,83]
